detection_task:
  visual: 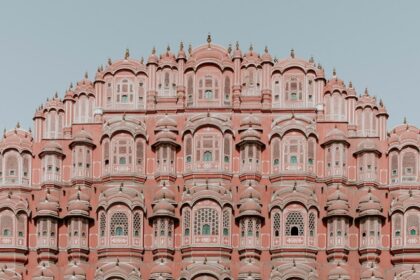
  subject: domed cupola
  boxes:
[74,72,94,97]
[66,187,91,217]
[232,41,243,60]
[328,262,350,280]
[63,261,86,280]
[151,182,177,218]
[32,262,56,280]
[177,41,187,61]
[356,188,384,219]
[158,45,177,68]
[147,46,159,65]
[261,46,273,64]
[325,185,351,218]
[35,189,59,219]
[39,141,65,184]
[0,125,33,153]
[322,126,349,147]
[237,186,263,219]
[149,259,173,280]
[238,258,262,280]
[70,129,95,148]
[242,44,261,65]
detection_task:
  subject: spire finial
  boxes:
[236,41,239,50]
[227,43,232,53]
[403,116,407,124]
[290,48,295,58]
[140,56,144,64]
[309,55,314,63]
[108,58,112,65]
[84,72,88,79]
[349,81,353,88]
[188,43,192,55]
[180,41,184,51]
[207,33,212,47]
[364,87,369,96]
[264,45,268,53]
[16,122,20,129]
[152,46,156,54]
[125,48,130,59]
[249,43,253,51]
[333,67,337,77]
[379,99,383,107]
[166,44,170,52]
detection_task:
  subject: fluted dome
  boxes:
[70,129,95,147]
[67,189,91,217]
[354,140,381,156]
[33,263,55,278]
[328,263,350,279]
[156,115,177,129]
[0,126,33,154]
[356,189,384,219]
[153,186,176,202]
[240,186,262,201]
[152,199,176,218]
[35,191,59,218]
[322,127,348,146]
[240,198,261,213]
[325,186,351,218]
[40,141,64,157]
[240,114,261,128]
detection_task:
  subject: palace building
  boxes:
[0,36,419,279]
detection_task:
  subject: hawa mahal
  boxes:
[0,36,419,280]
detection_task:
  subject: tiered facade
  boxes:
[0,37,419,280]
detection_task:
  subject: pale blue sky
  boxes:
[0,0,419,130]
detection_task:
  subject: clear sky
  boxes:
[0,0,419,131]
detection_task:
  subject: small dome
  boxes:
[240,114,261,127]
[154,186,176,202]
[329,263,350,279]
[64,262,86,277]
[153,199,175,213]
[150,261,172,275]
[240,186,261,200]
[67,189,91,215]
[357,190,384,218]
[40,141,64,156]
[155,130,177,142]
[70,129,94,147]
[156,115,177,128]
[261,46,272,63]
[240,128,262,141]
[239,261,261,274]
[36,191,59,218]
[238,198,262,220]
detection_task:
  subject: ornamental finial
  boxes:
[290,48,295,58]
[152,46,156,54]
[166,44,170,52]
[349,81,353,88]
[264,45,268,53]
[108,58,112,65]
[364,87,369,96]
[333,67,337,77]
[188,43,192,55]
[125,48,130,59]
[84,72,88,79]
[227,44,232,53]
[249,43,253,51]
[207,33,212,47]
[180,41,184,51]
[236,41,239,50]
[403,116,407,124]
[16,122,20,129]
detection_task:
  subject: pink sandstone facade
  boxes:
[0,37,419,280]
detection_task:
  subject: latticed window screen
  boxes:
[110,212,128,236]
[136,140,144,165]
[241,219,245,237]
[273,212,281,236]
[223,209,230,236]
[194,208,219,235]
[247,219,253,236]
[168,219,173,237]
[160,219,166,236]
[184,209,191,235]
[285,211,304,236]
[17,214,25,237]
[1,213,13,236]
[99,212,106,236]
[402,151,416,175]
[256,219,261,237]
[309,212,316,236]
[407,214,419,236]
[133,212,141,236]
[393,215,402,236]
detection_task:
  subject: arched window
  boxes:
[272,138,280,167]
[223,209,230,236]
[247,219,253,236]
[194,208,219,236]
[133,212,141,237]
[224,76,231,104]
[110,212,128,236]
[402,150,417,181]
[187,76,193,106]
[183,209,191,236]
[203,151,213,162]
[273,212,281,237]
[290,155,298,165]
[1,212,13,237]
[185,136,192,164]
[285,211,304,236]
[99,212,106,237]
[309,212,316,237]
